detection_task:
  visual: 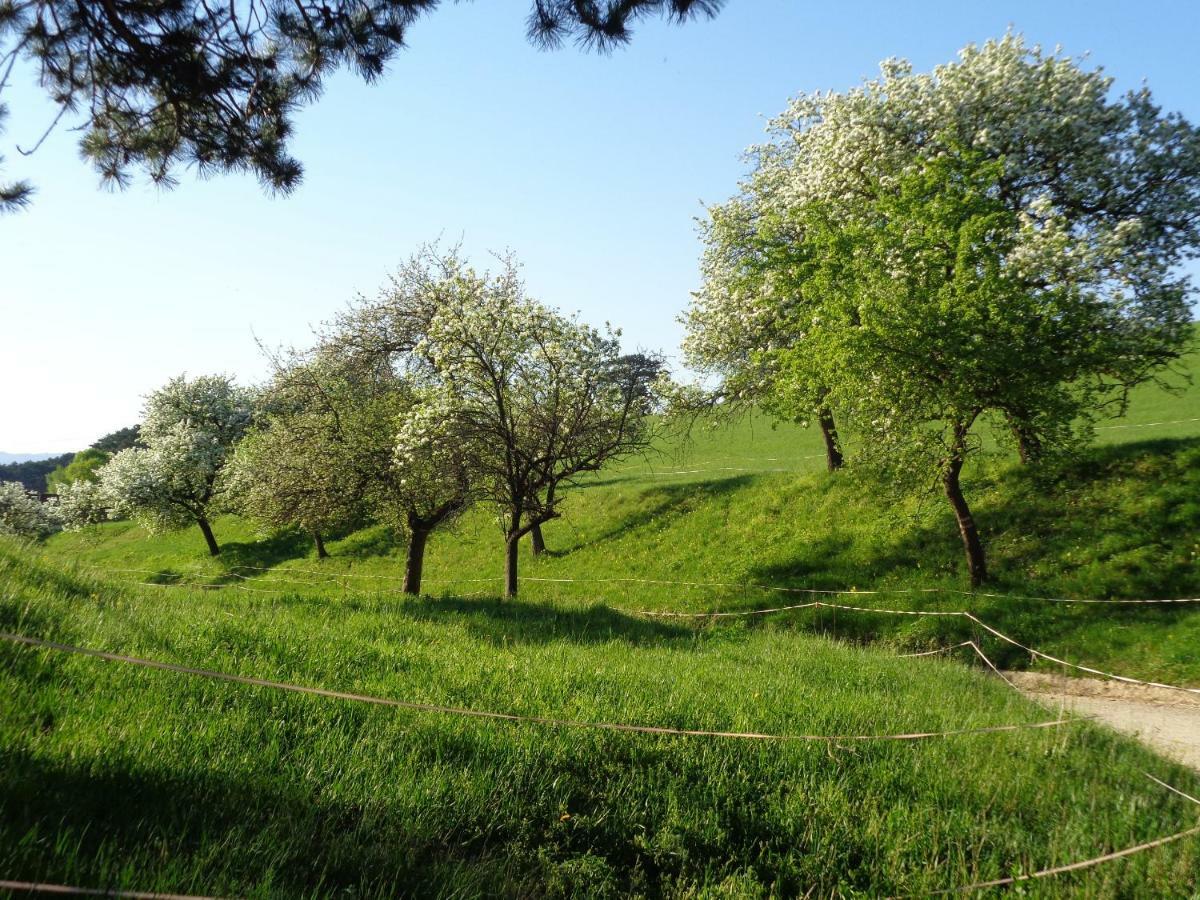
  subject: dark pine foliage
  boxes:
[0,0,722,205]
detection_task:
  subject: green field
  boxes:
[4,340,1200,896]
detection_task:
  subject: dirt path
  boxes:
[1007,672,1200,771]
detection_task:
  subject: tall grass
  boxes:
[2,544,1199,897]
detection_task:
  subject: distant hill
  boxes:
[0,452,64,464]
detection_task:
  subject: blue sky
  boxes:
[3,0,1199,453]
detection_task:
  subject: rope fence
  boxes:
[73,562,1200,605]
[0,630,1084,743]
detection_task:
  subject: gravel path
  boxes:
[1007,672,1200,771]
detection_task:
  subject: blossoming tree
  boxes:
[686,34,1200,482]
[747,35,1199,585]
[98,374,254,555]
[402,255,660,598]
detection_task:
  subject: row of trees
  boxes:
[51,248,660,598]
[682,35,1200,585]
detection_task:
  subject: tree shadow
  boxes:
[554,476,754,555]
[0,744,509,897]
[392,595,694,647]
[734,438,1200,669]
[217,528,321,572]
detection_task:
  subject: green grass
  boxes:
[43,337,1200,687]
[9,334,1200,896]
[3,543,1200,897]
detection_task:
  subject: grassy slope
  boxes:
[43,338,1200,686]
[2,544,1200,897]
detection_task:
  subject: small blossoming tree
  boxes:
[404,255,659,598]
[0,481,59,537]
[98,374,254,555]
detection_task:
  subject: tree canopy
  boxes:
[98,374,254,555]
[0,0,721,207]
[686,34,1200,585]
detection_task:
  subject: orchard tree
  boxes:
[56,479,109,531]
[0,1,720,204]
[0,481,58,536]
[685,196,845,470]
[777,149,1193,586]
[406,256,659,598]
[687,33,1200,470]
[265,327,471,593]
[225,412,361,558]
[99,374,254,555]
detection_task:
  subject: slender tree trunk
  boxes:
[312,531,328,559]
[943,452,987,587]
[403,527,430,596]
[504,531,521,599]
[197,516,220,557]
[530,522,546,556]
[816,406,844,472]
[1009,420,1042,465]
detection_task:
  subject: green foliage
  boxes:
[2,539,1198,896]
[46,448,110,492]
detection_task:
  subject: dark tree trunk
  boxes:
[403,527,430,596]
[504,531,521,599]
[817,406,844,472]
[943,452,986,587]
[197,517,220,557]
[312,531,328,559]
[530,522,546,556]
[1009,421,1042,465]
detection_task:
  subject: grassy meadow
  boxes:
[3,339,1200,896]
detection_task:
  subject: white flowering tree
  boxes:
[0,481,59,537]
[687,33,1200,473]
[405,255,659,598]
[262,318,472,593]
[56,479,109,531]
[98,375,254,555]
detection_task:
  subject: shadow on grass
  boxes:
[733,438,1200,674]
[0,745,509,897]
[393,595,695,647]
[555,476,754,556]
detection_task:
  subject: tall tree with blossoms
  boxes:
[687,33,1200,472]
[401,254,659,598]
[98,374,254,555]
[772,141,1195,585]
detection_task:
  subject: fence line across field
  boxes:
[0,880,223,899]
[74,561,1200,605]
[0,630,1085,743]
[67,563,1200,695]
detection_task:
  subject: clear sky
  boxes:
[3,0,1198,453]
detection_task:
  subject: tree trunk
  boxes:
[504,531,521,599]
[403,527,430,596]
[943,453,986,587]
[312,531,328,559]
[817,407,844,472]
[530,522,546,556]
[197,517,220,556]
[1009,421,1042,465]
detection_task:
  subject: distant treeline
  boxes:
[0,426,140,492]
[0,454,74,492]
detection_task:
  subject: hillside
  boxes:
[7,334,1200,896]
[42,337,1200,686]
[3,542,1200,896]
